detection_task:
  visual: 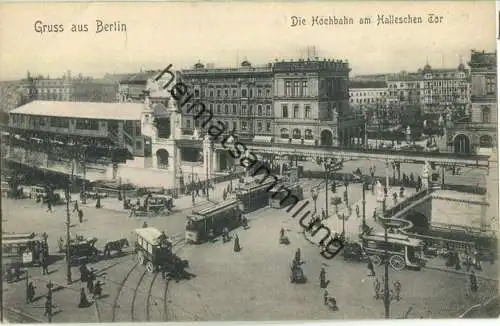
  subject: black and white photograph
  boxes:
[0,0,498,322]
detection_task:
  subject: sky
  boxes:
[0,1,496,81]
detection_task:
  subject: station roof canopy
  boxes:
[10,100,144,121]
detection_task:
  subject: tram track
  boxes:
[108,236,188,322]
[111,262,139,322]
[130,269,147,321]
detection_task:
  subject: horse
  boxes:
[103,238,130,257]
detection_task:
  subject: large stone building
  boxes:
[116,70,162,103]
[386,63,470,115]
[443,50,497,155]
[179,59,361,152]
[19,71,118,103]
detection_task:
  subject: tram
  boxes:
[3,233,47,268]
[268,182,304,209]
[361,232,426,271]
[185,199,242,244]
[235,178,276,213]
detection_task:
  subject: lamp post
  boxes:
[311,188,318,214]
[229,165,235,193]
[362,180,367,230]
[191,164,195,206]
[64,184,72,285]
[383,220,390,319]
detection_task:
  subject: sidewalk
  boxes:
[3,263,101,323]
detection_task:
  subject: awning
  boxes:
[253,136,273,143]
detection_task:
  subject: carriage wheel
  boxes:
[146,261,154,273]
[370,255,382,266]
[389,255,406,271]
[137,252,144,265]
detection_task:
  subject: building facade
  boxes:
[117,71,162,103]
[387,64,470,115]
[19,71,118,103]
[444,50,497,154]
[272,59,352,148]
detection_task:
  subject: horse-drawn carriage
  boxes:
[59,236,99,265]
[134,227,188,274]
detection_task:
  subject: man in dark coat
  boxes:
[41,256,49,275]
[78,288,90,308]
[79,264,88,283]
[233,235,241,252]
[367,257,375,276]
[470,271,478,293]
[27,282,35,303]
[78,209,84,223]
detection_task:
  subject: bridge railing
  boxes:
[383,189,433,218]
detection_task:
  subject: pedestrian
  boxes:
[294,248,301,264]
[27,282,35,303]
[323,289,329,305]
[78,209,84,223]
[79,264,88,283]
[319,267,329,289]
[73,200,79,212]
[96,196,101,208]
[367,257,375,276]
[222,227,229,243]
[372,209,377,222]
[241,215,248,229]
[46,200,53,213]
[41,256,49,275]
[233,234,241,252]
[93,280,103,299]
[374,278,381,300]
[321,209,326,220]
[393,280,401,301]
[356,205,360,218]
[129,206,136,217]
[470,270,478,293]
[455,253,462,270]
[143,221,148,228]
[87,272,94,294]
[78,287,90,308]
[280,227,285,239]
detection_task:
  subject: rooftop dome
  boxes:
[241,60,252,67]
[423,63,432,71]
[457,63,465,71]
[194,62,204,69]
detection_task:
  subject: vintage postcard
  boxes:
[0,0,498,323]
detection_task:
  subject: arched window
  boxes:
[241,105,247,115]
[224,105,229,114]
[292,128,301,139]
[257,105,262,116]
[280,128,289,139]
[232,104,237,114]
[304,129,313,140]
[482,106,491,123]
[217,104,221,114]
[266,105,271,116]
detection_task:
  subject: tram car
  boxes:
[235,178,276,213]
[361,232,426,271]
[134,227,187,273]
[268,182,304,209]
[3,233,47,270]
[185,199,242,244]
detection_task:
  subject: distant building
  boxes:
[19,71,118,103]
[387,63,470,114]
[0,81,23,112]
[117,70,162,103]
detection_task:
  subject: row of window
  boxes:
[285,80,308,97]
[195,87,272,99]
[280,128,315,140]
[350,92,388,97]
[281,104,312,119]
[350,98,386,104]
[205,103,273,116]
[185,119,273,133]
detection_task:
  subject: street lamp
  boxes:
[311,188,318,214]
[64,185,72,285]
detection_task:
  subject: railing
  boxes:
[383,189,432,218]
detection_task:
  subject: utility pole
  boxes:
[362,181,366,229]
[325,163,329,219]
[383,221,390,319]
